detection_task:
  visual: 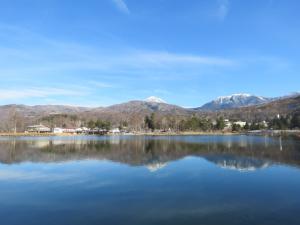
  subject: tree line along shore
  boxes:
[0,130,299,138]
[1,94,299,134]
[0,112,299,137]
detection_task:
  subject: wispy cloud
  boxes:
[0,24,238,105]
[133,51,234,66]
[112,0,130,14]
[0,87,88,100]
[88,81,114,88]
[0,25,235,77]
[216,0,229,21]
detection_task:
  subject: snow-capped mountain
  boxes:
[145,96,167,104]
[199,93,271,111]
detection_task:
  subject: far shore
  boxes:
[0,131,238,137]
[0,130,299,137]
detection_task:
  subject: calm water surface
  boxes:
[0,135,300,225]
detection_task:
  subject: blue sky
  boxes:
[0,0,299,107]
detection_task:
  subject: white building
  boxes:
[63,128,76,134]
[224,119,232,129]
[26,124,51,133]
[53,127,64,134]
[110,128,120,134]
[81,127,90,132]
[233,121,247,128]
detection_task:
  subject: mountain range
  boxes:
[0,92,299,131]
[198,93,271,111]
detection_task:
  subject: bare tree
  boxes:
[8,107,24,133]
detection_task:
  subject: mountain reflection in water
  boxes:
[0,135,299,171]
[1,135,300,225]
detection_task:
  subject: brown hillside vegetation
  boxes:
[0,96,299,131]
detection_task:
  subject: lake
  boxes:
[0,135,300,225]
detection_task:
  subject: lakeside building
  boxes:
[88,128,108,135]
[27,125,92,134]
[53,127,64,134]
[75,127,89,134]
[53,127,90,134]
[62,128,76,134]
[224,119,232,129]
[26,125,51,133]
[110,128,121,134]
[233,121,247,127]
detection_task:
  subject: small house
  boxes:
[224,119,232,129]
[63,128,76,134]
[233,121,247,128]
[110,128,120,134]
[53,127,64,134]
[26,124,51,133]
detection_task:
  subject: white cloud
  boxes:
[0,25,235,79]
[133,51,234,66]
[112,0,130,14]
[88,81,114,88]
[0,24,238,106]
[0,87,88,100]
[216,0,229,21]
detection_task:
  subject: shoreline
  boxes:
[0,131,238,137]
[0,130,299,137]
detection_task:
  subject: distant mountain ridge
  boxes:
[0,94,299,131]
[198,93,271,111]
[93,100,189,115]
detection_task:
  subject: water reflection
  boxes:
[0,135,299,171]
[1,135,300,225]
[204,155,271,171]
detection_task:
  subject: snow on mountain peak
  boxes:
[217,93,251,101]
[200,93,270,110]
[145,96,166,104]
[215,93,268,103]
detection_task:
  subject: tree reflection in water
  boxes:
[0,135,299,171]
